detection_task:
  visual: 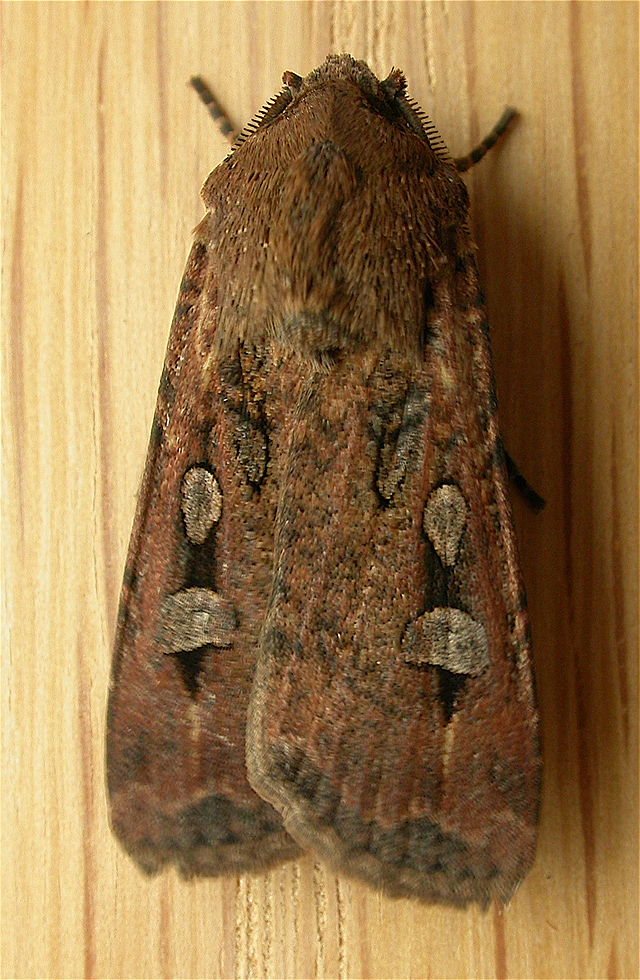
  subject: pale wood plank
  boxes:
[2,2,637,978]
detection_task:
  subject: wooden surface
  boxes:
[2,2,638,978]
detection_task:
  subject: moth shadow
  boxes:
[471,160,627,874]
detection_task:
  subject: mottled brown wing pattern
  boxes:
[247,274,540,906]
[107,240,300,876]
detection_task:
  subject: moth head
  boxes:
[282,54,451,164]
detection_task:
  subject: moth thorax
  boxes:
[275,309,364,360]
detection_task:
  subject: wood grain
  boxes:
[2,2,637,978]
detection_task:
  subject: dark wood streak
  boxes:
[95,37,119,625]
[558,274,597,945]
[570,2,593,285]
[610,424,631,751]
[606,940,619,979]
[154,7,169,198]
[492,904,508,980]
[461,4,480,154]
[76,637,96,980]
[158,878,171,980]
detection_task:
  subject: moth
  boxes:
[107,54,541,907]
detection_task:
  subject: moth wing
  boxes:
[247,295,540,906]
[107,238,299,875]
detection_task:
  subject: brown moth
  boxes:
[107,54,541,906]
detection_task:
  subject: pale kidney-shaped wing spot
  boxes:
[423,483,467,566]
[181,467,222,544]
[402,607,489,676]
[160,588,236,653]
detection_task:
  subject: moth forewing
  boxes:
[107,241,301,876]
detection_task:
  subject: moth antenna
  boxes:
[454,107,518,172]
[190,76,239,144]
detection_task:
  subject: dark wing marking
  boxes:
[107,239,300,876]
[247,279,540,906]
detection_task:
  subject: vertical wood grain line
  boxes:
[263,874,274,976]
[492,905,507,980]
[159,879,171,979]
[461,3,479,140]
[313,861,328,977]
[569,4,593,287]
[94,37,118,623]
[291,860,301,972]
[558,274,597,946]
[335,877,348,979]
[606,940,619,979]
[235,876,248,977]
[330,0,358,56]
[609,425,631,752]
[370,0,392,72]
[421,2,438,92]
[7,169,26,542]
[154,6,170,190]
[236,875,261,978]
[76,639,97,979]
[248,875,262,978]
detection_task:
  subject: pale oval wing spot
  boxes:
[181,467,222,544]
[160,587,236,653]
[403,607,489,676]
[423,484,467,566]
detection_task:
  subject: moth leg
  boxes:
[190,76,239,143]
[504,449,546,512]
[454,107,517,172]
